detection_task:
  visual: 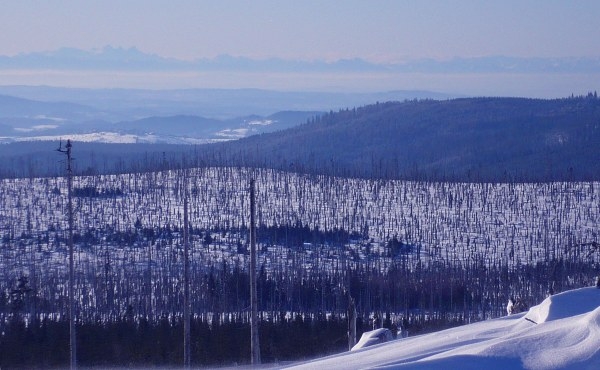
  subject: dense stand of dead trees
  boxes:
[0,166,598,365]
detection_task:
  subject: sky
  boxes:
[1,1,599,94]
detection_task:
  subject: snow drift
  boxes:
[286,287,600,370]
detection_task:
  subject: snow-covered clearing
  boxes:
[286,287,600,370]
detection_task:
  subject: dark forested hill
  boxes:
[1,96,599,181]
[195,95,600,181]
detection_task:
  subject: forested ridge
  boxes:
[200,94,600,181]
[0,95,599,182]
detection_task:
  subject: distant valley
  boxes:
[0,88,598,182]
[0,86,456,144]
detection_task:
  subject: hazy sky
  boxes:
[1,1,599,95]
[2,0,599,62]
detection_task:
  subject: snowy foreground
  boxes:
[286,287,600,370]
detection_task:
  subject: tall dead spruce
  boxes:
[250,178,261,365]
[183,172,191,368]
[57,139,76,370]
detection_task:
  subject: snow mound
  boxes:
[524,287,600,324]
[286,287,600,370]
[351,328,394,351]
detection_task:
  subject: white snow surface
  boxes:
[286,287,600,370]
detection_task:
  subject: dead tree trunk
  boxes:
[250,179,261,364]
[183,173,191,368]
[58,139,76,370]
[348,295,357,350]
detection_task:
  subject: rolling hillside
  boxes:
[198,95,600,181]
[1,95,598,181]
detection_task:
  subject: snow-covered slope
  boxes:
[286,287,600,370]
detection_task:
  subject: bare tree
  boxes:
[57,140,76,370]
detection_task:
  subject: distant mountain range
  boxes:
[0,86,457,119]
[2,46,600,73]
